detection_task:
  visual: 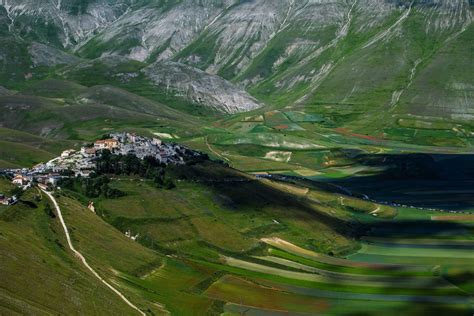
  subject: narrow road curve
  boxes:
[205,136,231,163]
[41,189,146,316]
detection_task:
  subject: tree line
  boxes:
[59,175,125,199]
[95,150,176,189]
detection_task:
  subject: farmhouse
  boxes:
[0,195,18,206]
[128,133,137,143]
[12,175,29,186]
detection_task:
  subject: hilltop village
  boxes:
[1,132,206,195]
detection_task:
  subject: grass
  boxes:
[352,242,474,259]
[0,177,16,194]
[223,256,453,290]
[0,140,56,167]
[205,275,330,314]
[0,187,146,315]
[195,258,466,297]
[51,163,472,312]
[267,248,433,277]
[1,157,473,314]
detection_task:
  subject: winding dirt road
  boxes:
[41,189,146,316]
[205,136,231,163]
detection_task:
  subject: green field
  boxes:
[4,161,471,315]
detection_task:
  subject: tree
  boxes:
[163,178,176,190]
[10,186,23,199]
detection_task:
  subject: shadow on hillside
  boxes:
[324,152,474,211]
[171,161,358,237]
[170,160,473,241]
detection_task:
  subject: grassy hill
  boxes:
[0,178,165,315]
[0,80,207,166]
[1,160,473,315]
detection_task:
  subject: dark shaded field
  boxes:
[327,153,474,211]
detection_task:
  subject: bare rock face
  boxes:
[29,42,80,67]
[142,61,262,114]
[80,0,231,62]
[1,0,472,119]
[0,0,131,47]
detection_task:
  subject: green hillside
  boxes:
[0,178,165,315]
[0,1,473,314]
[1,160,473,315]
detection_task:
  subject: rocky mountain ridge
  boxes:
[0,0,472,120]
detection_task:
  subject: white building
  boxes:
[12,175,29,186]
[61,149,76,158]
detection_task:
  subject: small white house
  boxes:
[152,138,162,146]
[61,149,76,158]
[47,176,60,186]
[12,175,29,186]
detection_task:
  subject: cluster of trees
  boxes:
[95,151,175,189]
[9,186,24,199]
[59,175,125,199]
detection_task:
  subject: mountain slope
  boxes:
[2,160,474,315]
[1,0,472,124]
[0,79,205,146]
[142,61,262,114]
[77,0,232,61]
[0,180,164,315]
[0,0,132,47]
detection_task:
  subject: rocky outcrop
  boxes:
[142,61,262,114]
[1,0,472,119]
[29,42,80,67]
[0,0,131,47]
[77,0,230,61]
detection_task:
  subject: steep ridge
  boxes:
[176,0,294,77]
[296,0,473,128]
[0,0,472,124]
[0,0,132,47]
[77,0,233,61]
